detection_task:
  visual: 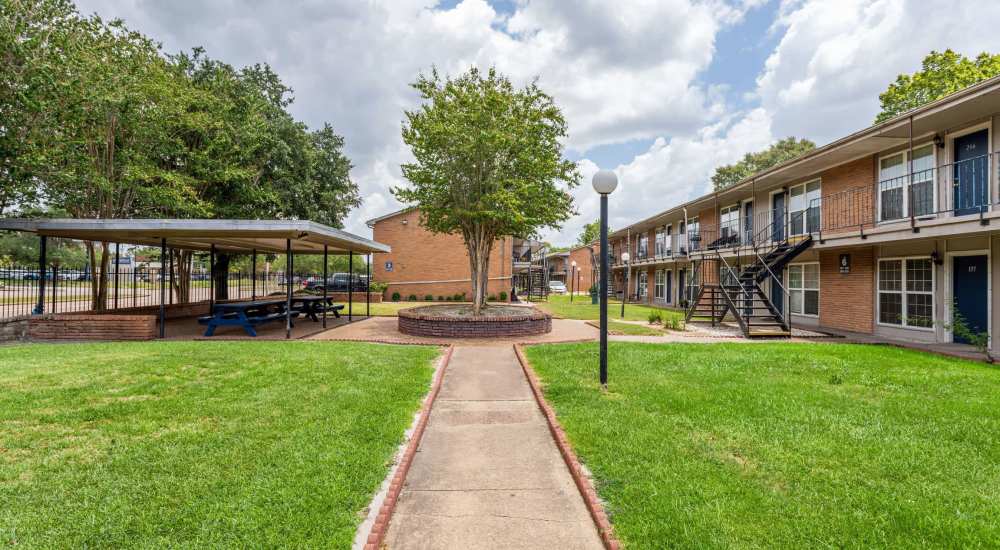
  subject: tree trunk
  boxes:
[464,229,493,315]
[214,253,231,301]
[86,241,111,311]
[172,250,192,303]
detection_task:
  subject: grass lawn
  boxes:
[535,294,684,323]
[586,319,665,336]
[0,341,440,548]
[524,342,1000,548]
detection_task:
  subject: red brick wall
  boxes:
[371,209,512,299]
[818,156,876,235]
[28,314,157,341]
[819,247,874,333]
[568,243,599,291]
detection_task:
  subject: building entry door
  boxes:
[953,254,988,344]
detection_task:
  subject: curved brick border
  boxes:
[398,305,551,338]
[513,344,622,550]
[363,345,454,550]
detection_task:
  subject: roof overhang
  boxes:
[0,219,390,255]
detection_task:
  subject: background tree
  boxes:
[712,137,816,191]
[576,219,605,247]
[395,67,579,314]
[876,50,1000,124]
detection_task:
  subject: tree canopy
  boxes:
[575,219,604,247]
[711,137,816,191]
[0,0,361,308]
[876,50,1000,124]
[395,67,579,313]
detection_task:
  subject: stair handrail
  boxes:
[712,250,749,335]
[751,247,791,331]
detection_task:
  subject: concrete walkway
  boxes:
[383,346,603,549]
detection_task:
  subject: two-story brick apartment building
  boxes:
[609,75,1000,346]
[368,208,514,299]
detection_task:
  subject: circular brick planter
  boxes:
[398,305,552,338]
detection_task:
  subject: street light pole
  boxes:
[592,170,618,390]
[621,252,630,318]
[570,261,577,302]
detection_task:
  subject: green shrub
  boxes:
[667,318,684,331]
[499,291,508,301]
[425,294,434,301]
[453,293,463,301]
[437,295,444,301]
[648,311,663,325]
[391,292,401,302]
[445,296,452,301]
[370,281,388,294]
[488,294,497,301]
[408,294,418,301]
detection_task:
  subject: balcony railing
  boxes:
[813,151,998,237]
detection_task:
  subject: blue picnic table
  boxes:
[198,296,346,336]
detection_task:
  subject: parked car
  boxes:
[548,280,567,294]
[303,273,368,292]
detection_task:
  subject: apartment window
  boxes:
[879,145,935,222]
[654,270,665,300]
[719,205,740,245]
[687,217,700,250]
[878,257,933,328]
[666,271,673,303]
[638,270,648,298]
[789,180,821,235]
[637,234,649,259]
[788,263,819,316]
[664,225,673,255]
[655,228,665,257]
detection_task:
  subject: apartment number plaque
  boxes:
[839,254,850,274]
[385,261,393,272]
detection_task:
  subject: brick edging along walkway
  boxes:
[364,345,454,550]
[513,344,622,550]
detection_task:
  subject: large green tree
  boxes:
[575,219,605,247]
[711,137,816,191]
[876,50,1000,124]
[395,67,579,314]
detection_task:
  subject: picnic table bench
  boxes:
[198,299,299,337]
[198,296,346,336]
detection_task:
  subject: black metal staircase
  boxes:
[685,225,813,338]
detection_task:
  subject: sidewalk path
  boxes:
[383,345,603,549]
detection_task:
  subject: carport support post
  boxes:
[114,243,120,309]
[251,249,257,301]
[168,247,173,305]
[348,251,353,322]
[322,245,328,329]
[32,235,47,315]
[285,239,292,339]
[209,244,215,312]
[366,253,370,317]
[159,238,166,338]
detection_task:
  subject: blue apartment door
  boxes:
[953,130,989,216]
[953,255,988,344]
[772,193,785,241]
[743,201,754,245]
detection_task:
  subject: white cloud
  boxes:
[73,0,755,237]
[757,0,1000,144]
[546,108,774,244]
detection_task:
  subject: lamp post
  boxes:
[570,260,577,302]
[620,251,630,318]
[592,169,618,389]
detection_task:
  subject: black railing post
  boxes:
[159,238,166,339]
[251,249,257,301]
[32,235,47,315]
[348,250,353,321]
[132,263,137,307]
[168,247,173,305]
[285,239,292,339]
[322,244,328,329]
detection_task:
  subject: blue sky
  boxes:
[72,0,1000,244]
